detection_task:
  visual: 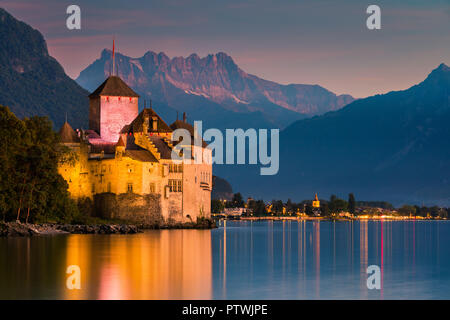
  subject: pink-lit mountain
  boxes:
[76,49,354,129]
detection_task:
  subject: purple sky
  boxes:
[2,0,449,98]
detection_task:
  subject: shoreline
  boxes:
[0,219,217,237]
[235,216,448,222]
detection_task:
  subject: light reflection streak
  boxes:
[314,221,320,298]
[360,220,368,299]
[381,219,384,299]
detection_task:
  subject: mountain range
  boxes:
[76,49,354,130]
[226,63,450,206]
[2,7,450,205]
[0,8,88,129]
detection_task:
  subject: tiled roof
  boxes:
[89,76,139,98]
[149,136,174,159]
[125,150,158,162]
[89,142,116,154]
[122,108,172,134]
[170,120,194,136]
[170,120,208,148]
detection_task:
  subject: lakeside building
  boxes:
[312,193,320,208]
[58,75,212,224]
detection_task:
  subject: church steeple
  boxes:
[312,193,320,208]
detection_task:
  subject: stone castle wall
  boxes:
[93,193,164,226]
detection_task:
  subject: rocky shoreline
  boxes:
[0,219,217,237]
[0,222,141,237]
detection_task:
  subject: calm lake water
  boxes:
[0,220,449,299]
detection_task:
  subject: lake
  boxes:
[0,220,449,299]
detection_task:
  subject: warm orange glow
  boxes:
[63,231,212,300]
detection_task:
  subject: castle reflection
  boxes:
[64,230,212,299]
[0,230,212,299]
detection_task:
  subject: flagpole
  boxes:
[112,36,115,76]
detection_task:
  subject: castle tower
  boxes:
[88,76,139,142]
[115,135,126,159]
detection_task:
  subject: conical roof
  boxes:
[59,122,80,143]
[89,76,139,98]
[116,135,125,147]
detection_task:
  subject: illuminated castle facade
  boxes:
[58,75,212,224]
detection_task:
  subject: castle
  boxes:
[58,75,212,225]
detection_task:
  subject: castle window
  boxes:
[150,183,156,193]
[169,164,182,173]
[168,180,182,192]
[163,165,169,177]
[91,184,95,194]
[127,183,133,193]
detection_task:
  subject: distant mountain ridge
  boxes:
[0,8,88,129]
[76,49,354,130]
[225,63,450,206]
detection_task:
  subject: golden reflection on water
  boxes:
[360,220,368,299]
[63,230,212,300]
[314,221,320,298]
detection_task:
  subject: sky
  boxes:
[1,0,449,98]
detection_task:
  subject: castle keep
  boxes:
[58,75,212,224]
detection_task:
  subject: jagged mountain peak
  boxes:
[413,62,450,91]
[427,63,450,79]
[100,48,237,67]
[437,63,449,71]
[77,49,354,125]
